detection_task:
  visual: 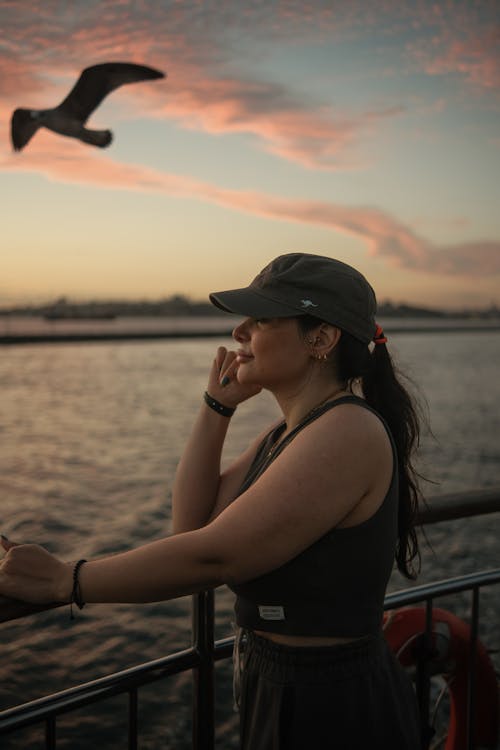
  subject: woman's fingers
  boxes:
[1,544,47,576]
[214,346,231,371]
[1,534,18,552]
[206,346,261,407]
[0,544,72,604]
[219,355,239,387]
[208,348,237,391]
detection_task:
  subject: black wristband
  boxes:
[203,391,236,418]
[70,559,87,620]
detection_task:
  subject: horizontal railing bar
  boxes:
[0,647,200,733]
[1,569,498,736]
[0,600,65,624]
[417,488,500,525]
[213,636,236,663]
[383,568,500,609]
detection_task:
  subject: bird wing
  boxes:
[55,62,165,123]
[11,109,41,151]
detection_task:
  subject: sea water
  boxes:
[0,326,499,748]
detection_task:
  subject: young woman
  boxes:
[0,253,422,748]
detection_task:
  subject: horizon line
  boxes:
[1,295,499,317]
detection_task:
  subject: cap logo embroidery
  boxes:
[300,299,318,309]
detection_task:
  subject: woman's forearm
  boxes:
[0,530,226,607]
[73,529,226,604]
[171,403,232,533]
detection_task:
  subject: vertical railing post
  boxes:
[415,598,434,750]
[128,687,138,750]
[466,587,479,750]
[45,716,56,749]
[192,590,215,750]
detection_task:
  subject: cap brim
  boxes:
[209,287,302,318]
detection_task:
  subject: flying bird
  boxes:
[11,62,165,152]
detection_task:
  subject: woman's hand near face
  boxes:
[172,346,267,534]
[207,346,261,408]
[0,537,72,604]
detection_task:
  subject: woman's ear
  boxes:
[307,324,341,360]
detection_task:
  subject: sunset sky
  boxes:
[1,1,499,310]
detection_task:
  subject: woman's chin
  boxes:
[236,368,260,387]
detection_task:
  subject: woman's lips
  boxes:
[236,350,253,363]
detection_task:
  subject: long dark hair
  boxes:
[297,316,424,579]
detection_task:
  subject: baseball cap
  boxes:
[209,253,377,344]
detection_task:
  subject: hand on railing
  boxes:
[0,535,72,606]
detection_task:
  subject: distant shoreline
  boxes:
[0,329,233,345]
[2,295,499,322]
[2,323,499,346]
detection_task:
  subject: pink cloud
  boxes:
[0,2,406,170]
[407,27,500,92]
[1,1,498,285]
[2,0,496,176]
[0,52,45,99]
[1,56,381,171]
[2,143,498,278]
[238,195,500,276]
[159,72,401,169]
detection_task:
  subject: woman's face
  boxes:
[232,317,311,390]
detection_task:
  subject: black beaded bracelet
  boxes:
[203,391,235,418]
[70,558,87,620]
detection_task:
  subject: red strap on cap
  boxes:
[373,324,387,345]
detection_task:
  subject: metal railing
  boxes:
[1,489,499,749]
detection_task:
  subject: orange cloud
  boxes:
[157,70,401,169]
[2,143,498,277]
[427,34,500,90]
[1,1,498,283]
[407,24,500,93]
[1,0,496,174]
[0,53,43,99]
[0,2,406,170]
[1,55,381,171]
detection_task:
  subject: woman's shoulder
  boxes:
[315,395,390,440]
[290,396,394,477]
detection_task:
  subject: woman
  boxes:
[0,253,422,748]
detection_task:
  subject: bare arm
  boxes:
[0,405,393,608]
[171,346,262,533]
[171,401,232,533]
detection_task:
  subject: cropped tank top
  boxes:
[229,396,399,637]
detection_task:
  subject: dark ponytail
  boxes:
[298,316,424,579]
[341,333,424,578]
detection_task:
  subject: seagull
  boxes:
[11,62,165,152]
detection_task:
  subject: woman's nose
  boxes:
[232,318,251,342]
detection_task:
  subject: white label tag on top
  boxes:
[258,605,285,621]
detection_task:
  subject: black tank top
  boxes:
[229,396,399,637]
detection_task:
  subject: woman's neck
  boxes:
[274,378,349,433]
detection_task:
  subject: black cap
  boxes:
[209,253,377,344]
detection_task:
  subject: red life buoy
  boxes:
[383,606,498,750]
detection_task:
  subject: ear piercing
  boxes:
[307,336,327,360]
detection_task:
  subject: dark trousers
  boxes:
[239,631,420,749]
